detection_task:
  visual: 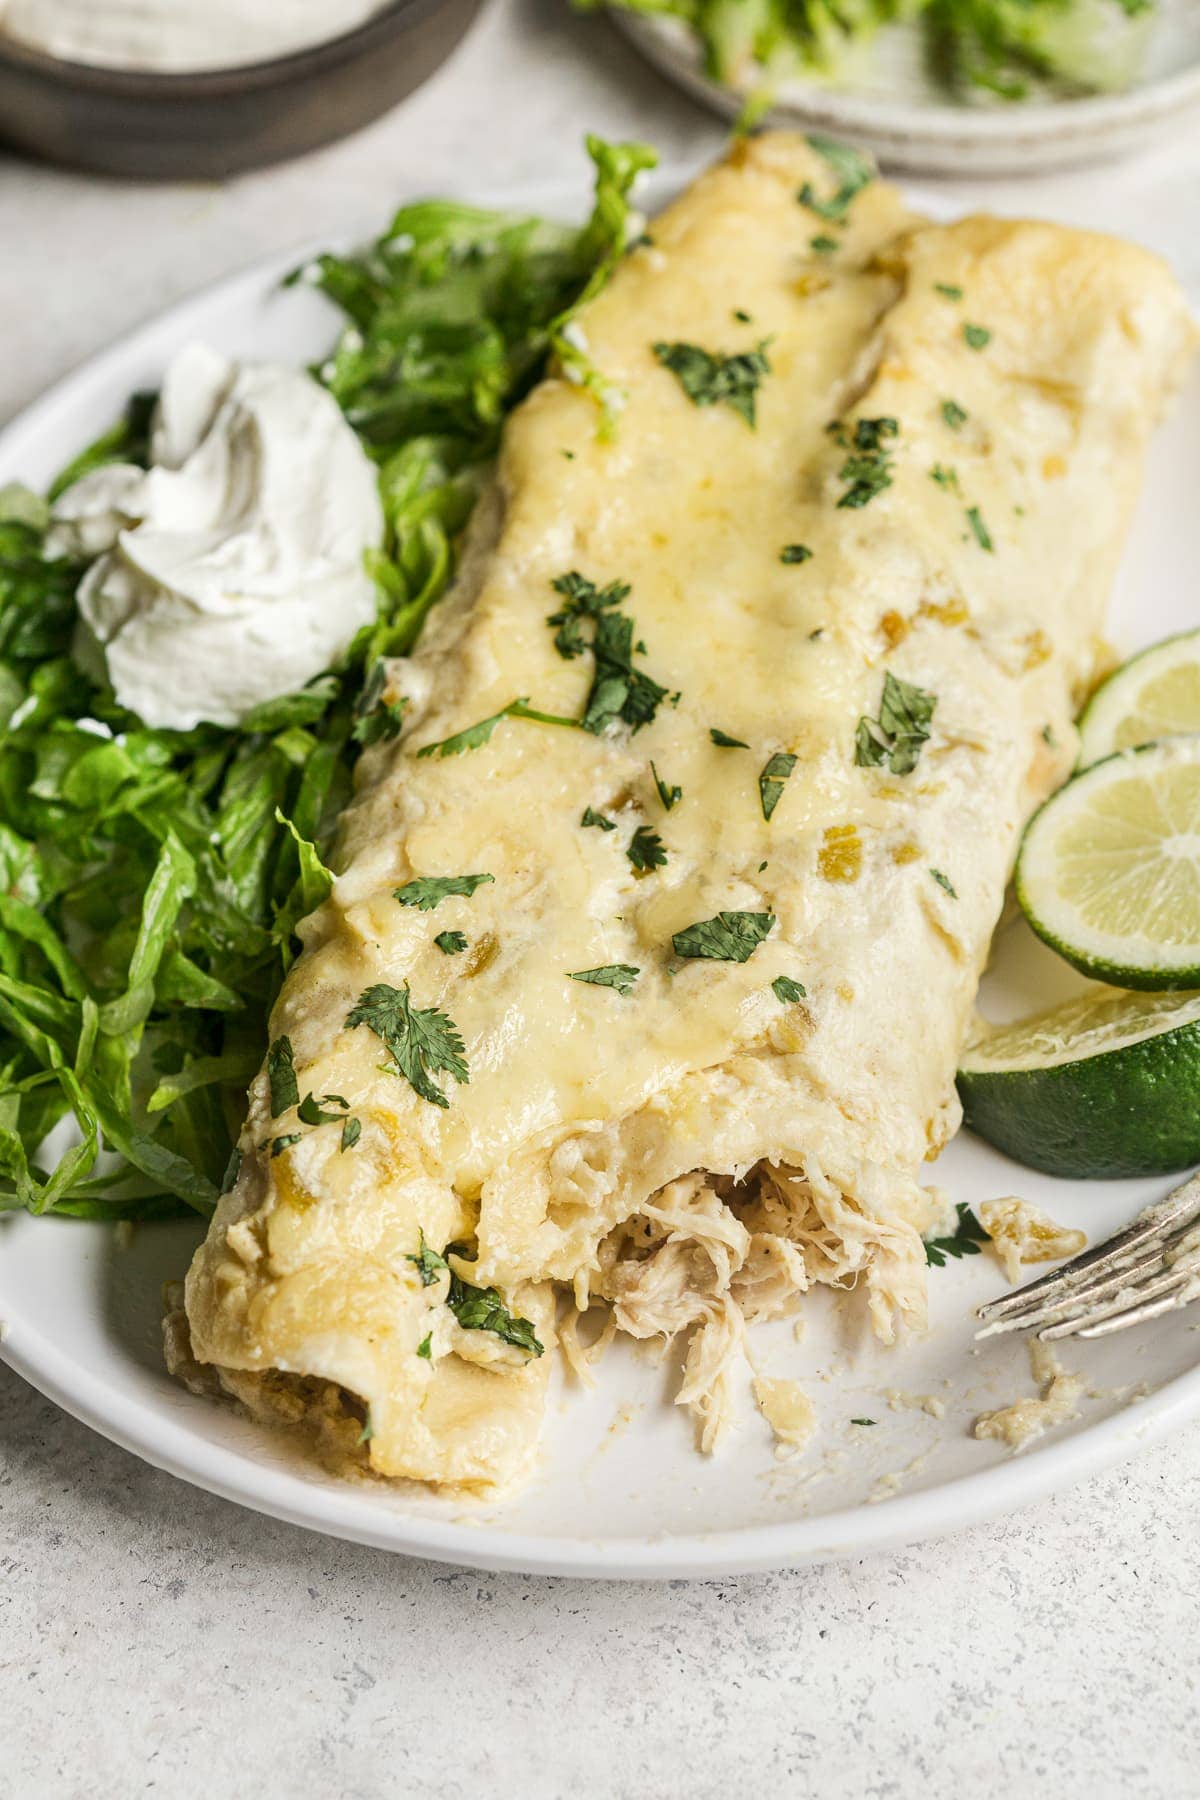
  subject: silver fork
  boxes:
[975,1172,1200,1343]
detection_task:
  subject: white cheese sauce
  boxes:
[49,344,383,731]
[0,0,387,71]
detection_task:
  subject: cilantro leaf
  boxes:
[346,983,468,1109]
[759,751,797,822]
[568,964,639,995]
[417,1332,433,1360]
[830,415,898,509]
[581,609,669,735]
[652,339,771,428]
[407,1232,449,1286]
[393,872,493,911]
[934,283,963,301]
[772,975,807,1002]
[672,911,775,962]
[855,671,936,776]
[810,235,839,255]
[925,1204,987,1268]
[581,806,617,831]
[446,1261,544,1356]
[271,1133,302,1158]
[651,763,681,811]
[547,570,630,659]
[340,1116,361,1151]
[941,399,968,430]
[930,463,959,491]
[352,660,407,746]
[297,1091,350,1126]
[963,323,991,351]
[798,135,874,222]
[966,506,993,552]
[710,728,749,749]
[781,544,813,564]
[266,1035,299,1117]
[417,698,578,758]
[434,929,467,954]
[930,868,957,897]
[627,825,667,873]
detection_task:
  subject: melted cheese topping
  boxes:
[179,134,1195,1492]
[980,1196,1087,1284]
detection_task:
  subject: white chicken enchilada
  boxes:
[173,134,1194,1492]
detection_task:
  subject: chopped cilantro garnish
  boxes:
[417,1332,433,1360]
[627,825,667,873]
[851,1417,876,1427]
[780,544,813,564]
[271,1133,302,1158]
[798,135,873,222]
[346,982,468,1109]
[652,339,771,428]
[710,727,749,749]
[930,464,959,492]
[446,1256,543,1356]
[433,930,468,954]
[829,416,898,509]
[568,963,640,995]
[810,235,839,254]
[855,671,936,776]
[582,805,617,831]
[941,399,968,430]
[1041,724,1057,748]
[651,763,681,811]
[547,570,631,659]
[673,911,775,962]
[930,868,957,897]
[733,307,752,322]
[352,660,408,746]
[925,1204,987,1267]
[393,873,493,912]
[771,975,807,1003]
[297,1091,350,1126]
[759,751,797,822]
[407,1233,449,1286]
[417,698,578,759]
[963,323,991,351]
[582,610,670,735]
[340,1116,361,1151]
[966,506,993,552]
[266,1035,299,1117]
[934,283,963,301]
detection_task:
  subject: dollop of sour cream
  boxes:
[50,344,383,731]
[0,0,387,73]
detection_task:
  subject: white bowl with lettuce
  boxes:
[604,0,1200,173]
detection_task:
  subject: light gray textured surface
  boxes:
[2,2,1199,1793]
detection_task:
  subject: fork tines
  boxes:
[974,1172,1200,1343]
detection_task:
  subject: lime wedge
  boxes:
[958,987,1200,1177]
[1079,629,1200,767]
[1015,738,1200,990]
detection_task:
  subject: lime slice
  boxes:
[1078,629,1200,767]
[1015,738,1200,990]
[958,987,1200,1177]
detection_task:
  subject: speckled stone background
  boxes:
[2,4,1200,1793]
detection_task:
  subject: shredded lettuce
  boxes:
[587,0,1155,101]
[0,135,654,1223]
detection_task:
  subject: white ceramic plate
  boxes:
[614,2,1200,175]
[2,171,1199,1578]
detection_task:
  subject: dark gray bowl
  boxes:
[0,0,484,180]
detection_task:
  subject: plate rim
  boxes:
[2,181,1199,1580]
